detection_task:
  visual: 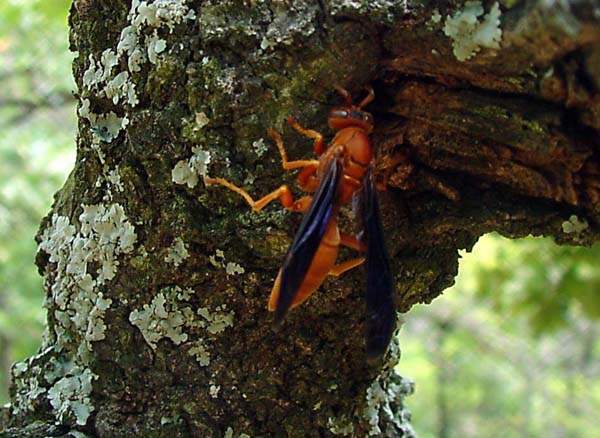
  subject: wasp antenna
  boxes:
[334,85,353,106]
[358,86,375,109]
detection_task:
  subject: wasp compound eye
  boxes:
[330,109,348,119]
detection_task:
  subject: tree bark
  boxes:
[2,0,600,437]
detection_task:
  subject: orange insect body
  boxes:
[269,218,340,311]
[204,87,395,348]
[268,124,373,311]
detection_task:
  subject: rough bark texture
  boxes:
[2,0,600,437]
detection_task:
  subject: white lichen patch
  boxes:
[172,160,198,188]
[257,2,317,51]
[81,0,195,105]
[13,361,29,377]
[131,0,196,31]
[10,348,59,417]
[186,304,235,366]
[360,331,414,435]
[68,431,91,438]
[364,379,386,435]
[79,104,128,199]
[79,102,129,200]
[105,71,136,106]
[11,348,99,428]
[209,249,244,276]
[78,0,196,154]
[223,428,250,438]
[252,138,268,157]
[328,415,354,436]
[195,111,210,128]
[196,305,234,335]
[164,237,189,266]
[146,33,167,64]
[44,356,76,384]
[189,146,211,177]
[363,372,416,437]
[82,50,116,88]
[83,50,138,108]
[47,366,96,426]
[10,367,46,416]
[562,214,589,234]
[108,167,125,193]
[209,249,225,267]
[125,0,196,72]
[93,112,129,143]
[38,205,137,355]
[430,9,442,24]
[225,262,245,275]
[129,286,234,367]
[79,99,129,144]
[85,293,113,342]
[209,384,220,398]
[129,291,189,349]
[177,287,193,301]
[78,204,137,279]
[329,0,403,24]
[172,146,212,189]
[160,414,182,425]
[443,1,502,62]
[215,67,237,95]
[188,340,211,366]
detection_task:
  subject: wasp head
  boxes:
[328,86,375,133]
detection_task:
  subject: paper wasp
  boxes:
[204,86,396,358]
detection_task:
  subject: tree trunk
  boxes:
[2,0,600,436]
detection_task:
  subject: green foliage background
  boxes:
[0,2,598,437]
[400,235,600,437]
[0,0,75,402]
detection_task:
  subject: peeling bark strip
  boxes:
[2,0,600,437]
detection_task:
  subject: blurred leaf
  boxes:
[401,234,600,437]
[0,2,75,404]
[469,234,600,334]
[0,1,71,34]
[574,285,600,318]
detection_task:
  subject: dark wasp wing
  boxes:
[356,170,396,358]
[274,157,343,325]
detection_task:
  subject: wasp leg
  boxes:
[328,257,365,276]
[326,233,367,277]
[339,233,367,252]
[204,177,312,213]
[267,128,320,170]
[296,165,319,192]
[286,116,325,156]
